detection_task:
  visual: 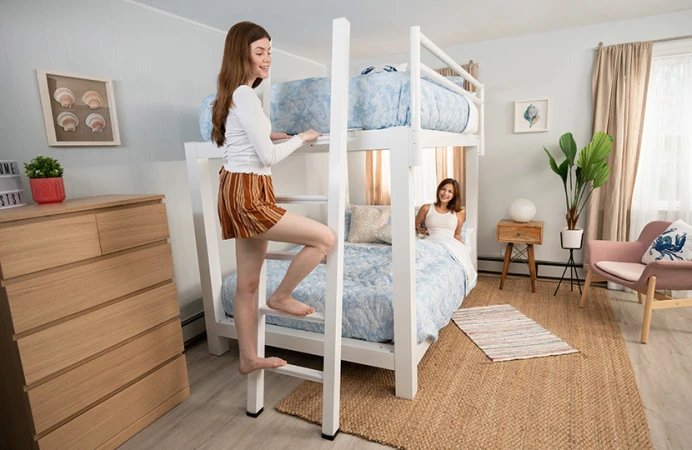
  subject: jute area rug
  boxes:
[276,277,653,450]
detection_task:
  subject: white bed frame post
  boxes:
[322,16,350,438]
[389,26,424,401]
[247,58,273,418]
[185,143,229,356]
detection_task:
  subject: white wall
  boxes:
[351,9,692,273]
[0,0,327,322]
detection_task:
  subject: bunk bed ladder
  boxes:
[246,17,350,440]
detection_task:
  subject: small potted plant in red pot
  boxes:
[24,155,66,204]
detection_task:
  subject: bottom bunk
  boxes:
[217,230,477,368]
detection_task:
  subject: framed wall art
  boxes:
[36,69,121,146]
[514,98,550,133]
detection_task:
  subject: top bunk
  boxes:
[188,23,485,160]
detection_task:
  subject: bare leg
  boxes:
[234,238,287,374]
[253,211,335,316]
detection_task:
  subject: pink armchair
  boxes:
[580,221,692,343]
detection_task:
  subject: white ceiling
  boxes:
[136,0,692,63]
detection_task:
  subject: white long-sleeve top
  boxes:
[221,85,304,175]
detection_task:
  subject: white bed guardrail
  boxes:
[409,26,485,166]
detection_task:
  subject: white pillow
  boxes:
[641,219,692,264]
[374,224,392,244]
[347,205,391,243]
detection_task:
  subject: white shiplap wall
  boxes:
[0,0,327,325]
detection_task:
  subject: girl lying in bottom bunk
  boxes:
[222,179,478,345]
[415,178,477,287]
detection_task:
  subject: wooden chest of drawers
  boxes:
[0,195,189,450]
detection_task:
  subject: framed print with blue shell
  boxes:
[514,98,549,133]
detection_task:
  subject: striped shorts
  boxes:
[217,168,286,240]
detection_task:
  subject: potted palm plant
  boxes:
[543,132,613,248]
[24,155,66,204]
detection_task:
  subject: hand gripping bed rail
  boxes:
[246,17,349,441]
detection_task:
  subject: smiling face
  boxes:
[438,183,455,205]
[248,38,271,83]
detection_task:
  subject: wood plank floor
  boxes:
[119,284,692,450]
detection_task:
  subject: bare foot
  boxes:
[238,356,287,375]
[267,294,315,316]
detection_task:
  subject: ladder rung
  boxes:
[265,251,326,264]
[259,305,325,324]
[275,195,328,204]
[267,364,323,383]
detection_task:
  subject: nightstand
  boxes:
[496,219,544,293]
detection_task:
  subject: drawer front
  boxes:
[29,320,184,435]
[96,203,169,254]
[17,283,179,386]
[497,225,542,244]
[0,215,101,279]
[38,355,189,450]
[6,243,174,335]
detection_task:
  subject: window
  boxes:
[630,40,692,237]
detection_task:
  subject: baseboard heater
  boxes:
[478,255,586,281]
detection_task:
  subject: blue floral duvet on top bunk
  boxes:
[221,239,476,344]
[199,72,474,140]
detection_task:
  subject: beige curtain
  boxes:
[435,146,466,203]
[586,42,652,243]
[434,62,478,205]
[365,149,391,205]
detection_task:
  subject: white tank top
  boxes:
[425,203,458,239]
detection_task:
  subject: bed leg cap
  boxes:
[322,430,340,440]
[246,408,264,418]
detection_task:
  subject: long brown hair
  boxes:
[211,21,271,147]
[434,178,463,212]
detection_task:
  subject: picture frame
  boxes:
[36,69,121,146]
[514,98,550,133]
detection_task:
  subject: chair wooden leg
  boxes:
[637,292,644,304]
[641,276,657,344]
[579,266,593,308]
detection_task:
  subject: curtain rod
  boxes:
[597,34,692,48]
[652,34,692,44]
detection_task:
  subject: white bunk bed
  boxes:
[185,19,484,403]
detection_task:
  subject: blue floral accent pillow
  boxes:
[641,219,692,264]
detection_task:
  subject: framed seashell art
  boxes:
[514,98,550,133]
[36,69,121,146]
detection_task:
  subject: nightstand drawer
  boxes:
[497,221,543,244]
[0,215,101,279]
[17,282,179,386]
[38,355,189,450]
[6,243,174,335]
[28,320,184,436]
[96,204,169,254]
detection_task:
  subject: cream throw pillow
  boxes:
[347,205,391,243]
[374,224,392,244]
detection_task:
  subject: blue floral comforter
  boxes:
[200,73,472,139]
[221,240,475,344]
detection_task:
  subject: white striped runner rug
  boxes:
[451,304,578,362]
